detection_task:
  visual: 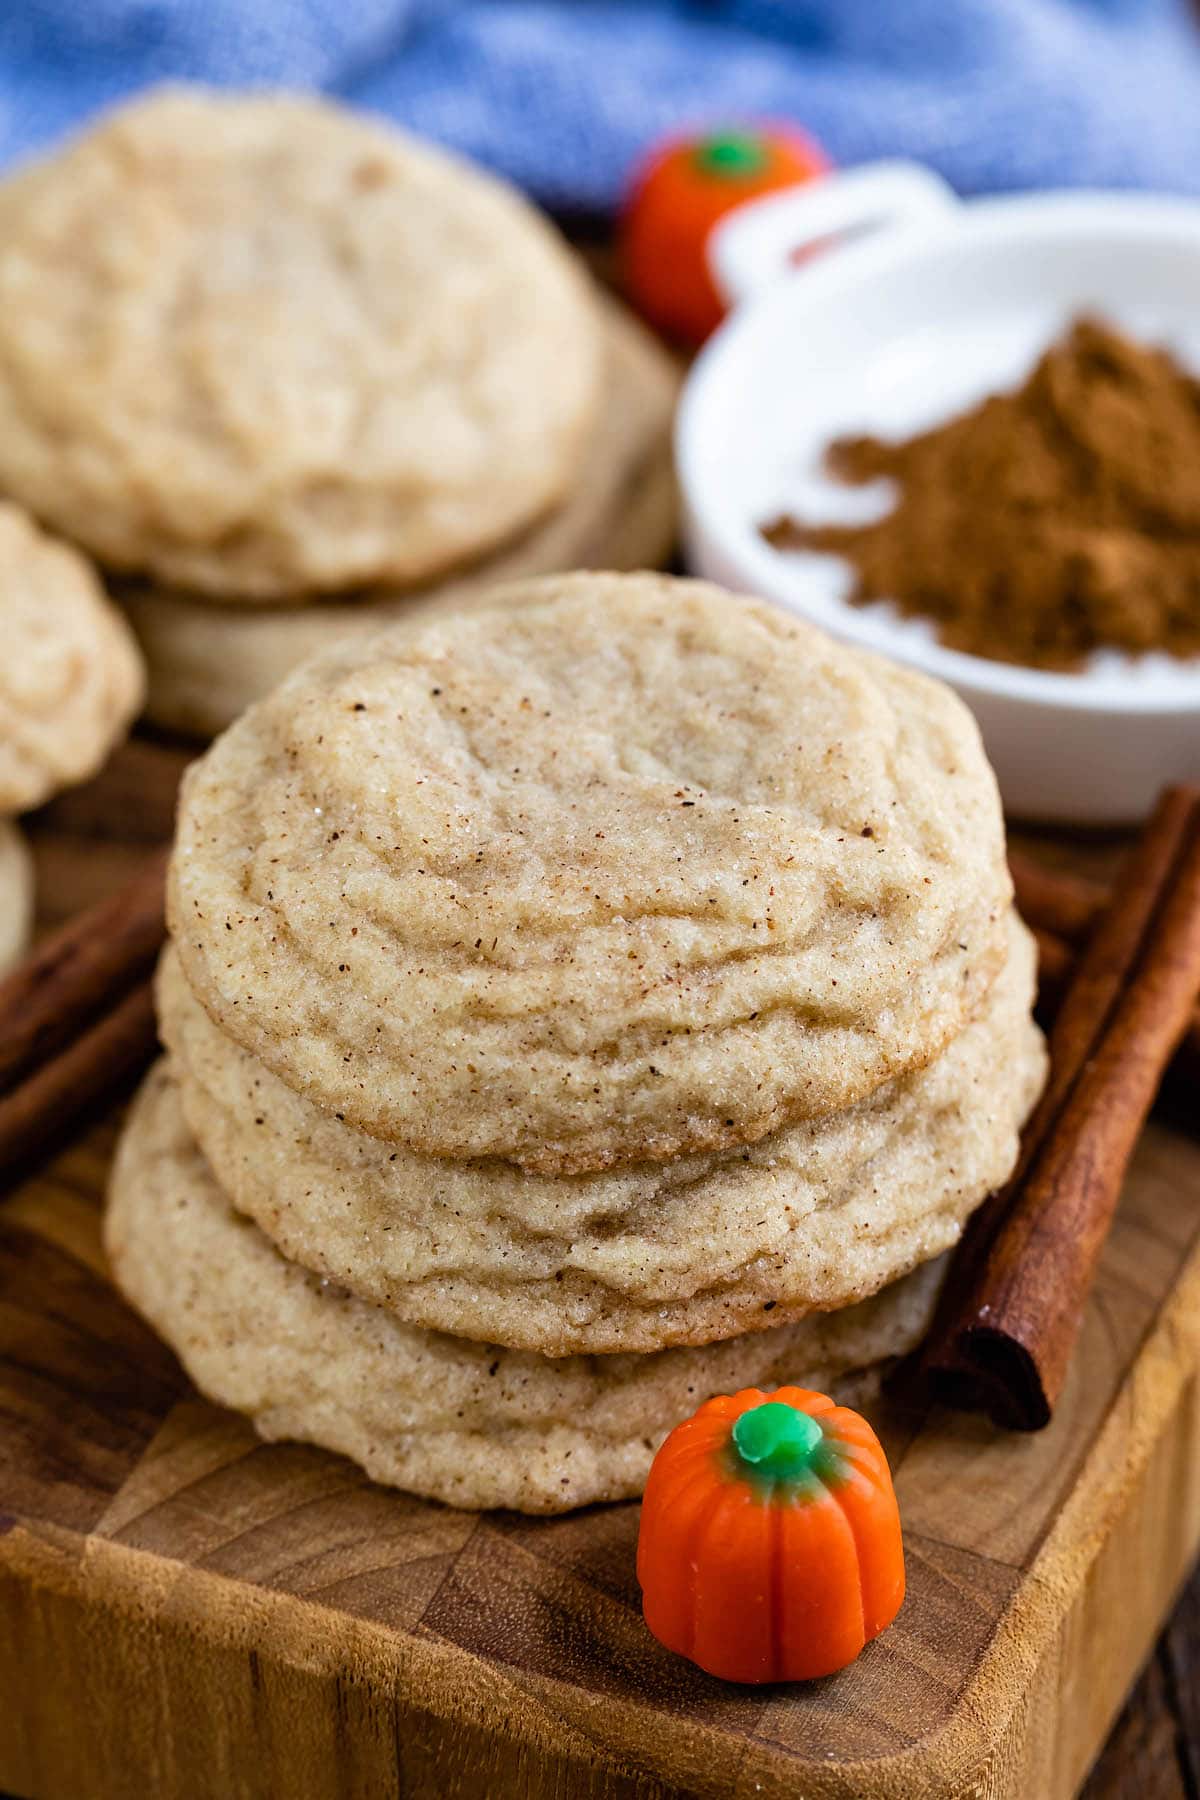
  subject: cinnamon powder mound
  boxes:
[764,316,1200,669]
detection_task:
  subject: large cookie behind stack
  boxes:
[0,87,601,599]
[110,572,1044,1514]
[120,301,678,736]
[0,86,676,739]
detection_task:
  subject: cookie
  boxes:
[0,503,144,814]
[0,88,600,599]
[160,914,1044,1354]
[169,573,1012,1174]
[118,299,679,737]
[0,821,33,972]
[105,1063,946,1513]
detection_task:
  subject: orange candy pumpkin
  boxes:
[637,1386,904,1683]
[620,125,830,346]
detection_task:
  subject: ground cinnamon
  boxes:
[764,317,1200,668]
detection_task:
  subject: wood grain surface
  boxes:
[2,736,1199,1800]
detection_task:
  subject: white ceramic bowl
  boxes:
[677,162,1200,824]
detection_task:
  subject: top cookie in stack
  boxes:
[108,574,1045,1511]
[169,572,1013,1172]
[0,88,678,736]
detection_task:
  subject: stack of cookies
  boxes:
[0,503,144,971]
[0,88,678,740]
[107,572,1046,1513]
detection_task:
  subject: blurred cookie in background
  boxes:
[0,500,144,971]
[0,818,33,974]
[0,502,143,817]
[0,87,602,600]
[121,300,678,736]
[0,86,679,742]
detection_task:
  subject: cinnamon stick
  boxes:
[1008,850,1106,942]
[0,848,167,1186]
[0,846,167,1095]
[923,786,1200,1429]
[1012,850,1200,1079]
[1029,924,1073,1007]
[0,979,156,1183]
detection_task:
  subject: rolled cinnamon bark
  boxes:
[0,848,166,1185]
[924,788,1200,1429]
[0,846,166,1096]
[0,979,156,1183]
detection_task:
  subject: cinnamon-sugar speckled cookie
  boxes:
[169,573,1013,1174]
[118,299,678,737]
[0,503,143,814]
[105,1063,947,1513]
[0,88,600,599]
[159,916,1044,1355]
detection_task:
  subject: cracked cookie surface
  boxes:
[169,573,1012,1173]
[106,1063,946,1513]
[0,88,600,599]
[118,299,678,737]
[159,916,1043,1354]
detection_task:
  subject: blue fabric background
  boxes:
[2,1,1200,209]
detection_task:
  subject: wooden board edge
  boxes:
[0,1521,749,1798]
[3,1234,1200,1800]
[800,1229,1200,1800]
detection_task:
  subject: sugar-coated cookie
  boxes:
[106,1064,947,1513]
[159,916,1044,1354]
[0,503,143,814]
[169,574,1012,1173]
[0,88,600,598]
[118,300,678,737]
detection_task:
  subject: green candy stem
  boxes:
[694,132,769,179]
[731,1400,823,1481]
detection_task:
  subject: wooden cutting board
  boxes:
[2,739,1199,1800]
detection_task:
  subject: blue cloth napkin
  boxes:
[3,1,1200,209]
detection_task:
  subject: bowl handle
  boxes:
[708,159,960,309]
